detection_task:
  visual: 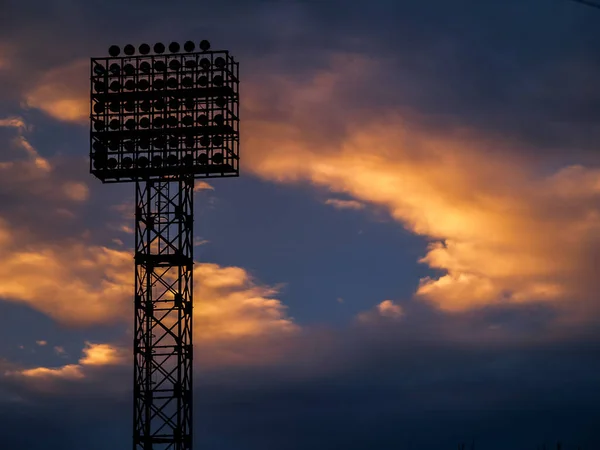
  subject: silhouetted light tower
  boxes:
[89,40,239,449]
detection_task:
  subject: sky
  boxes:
[1,0,600,448]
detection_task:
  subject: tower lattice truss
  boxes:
[134,178,194,450]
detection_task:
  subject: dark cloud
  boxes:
[3,314,600,449]
[4,0,600,164]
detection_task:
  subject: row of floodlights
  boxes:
[94,152,227,170]
[94,135,226,151]
[93,97,229,113]
[93,75,226,93]
[93,114,228,130]
[108,40,212,58]
[94,57,227,76]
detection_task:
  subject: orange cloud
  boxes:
[62,181,89,202]
[79,342,127,366]
[357,300,404,322]
[195,263,298,341]
[24,60,88,124]
[325,198,365,210]
[239,55,600,318]
[194,181,214,191]
[6,342,127,382]
[0,116,27,131]
[16,364,84,380]
[0,217,296,343]
[1,116,50,171]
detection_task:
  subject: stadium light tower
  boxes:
[89,39,239,450]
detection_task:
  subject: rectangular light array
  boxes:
[90,47,239,183]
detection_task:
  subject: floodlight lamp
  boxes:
[110,101,120,113]
[167,116,178,127]
[125,101,135,112]
[109,140,119,151]
[185,136,195,147]
[155,99,166,110]
[107,157,118,169]
[184,98,195,109]
[137,156,149,168]
[185,59,197,69]
[199,58,210,70]
[169,98,180,109]
[182,154,193,166]
[109,63,120,74]
[213,114,224,125]
[212,75,223,86]
[154,61,167,71]
[139,139,150,149]
[108,45,120,57]
[154,117,164,128]
[140,117,150,128]
[124,140,135,151]
[212,136,223,146]
[199,40,210,51]
[214,57,226,68]
[139,43,151,55]
[215,97,226,107]
[197,114,208,125]
[94,82,106,93]
[152,155,163,167]
[169,137,179,148]
[198,75,208,86]
[169,42,180,53]
[182,77,193,88]
[212,152,223,164]
[184,41,195,52]
[93,141,106,152]
[140,61,151,73]
[182,116,194,126]
[93,103,105,114]
[169,59,181,71]
[124,44,135,56]
[154,42,165,54]
[126,119,136,130]
[94,120,105,131]
[167,77,178,89]
[197,153,208,164]
[124,64,135,75]
[140,101,151,112]
[138,79,149,90]
[122,156,133,168]
[110,81,120,92]
[93,64,105,75]
[200,136,210,147]
[125,80,136,90]
[109,119,120,130]
[154,79,165,90]
[167,154,178,165]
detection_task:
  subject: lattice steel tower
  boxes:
[89,40,239,449]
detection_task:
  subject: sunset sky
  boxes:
[2,0,600,448]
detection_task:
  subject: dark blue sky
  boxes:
[1,0,600,448]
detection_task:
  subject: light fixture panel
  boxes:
[90,43,239,183]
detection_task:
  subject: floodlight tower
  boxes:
[89,40,239,450]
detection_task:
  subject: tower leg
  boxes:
[133,177,194,450]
